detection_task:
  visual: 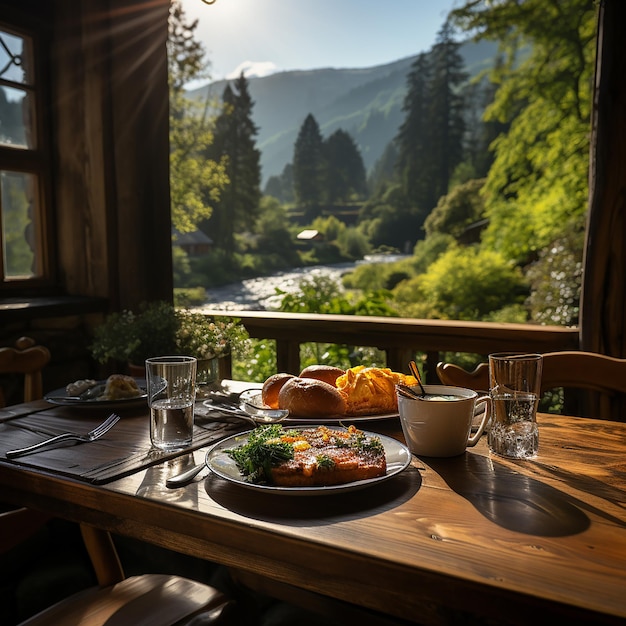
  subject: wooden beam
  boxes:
[581,0,626,359]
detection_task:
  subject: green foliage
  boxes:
[451,0,595,265]
[424,178,486,238]
[273,274,396,372]
[336,227,371,259]
[277,274,345,315]
[168,1,228,233]
[310,215,346,241]
[174,287,208,307]
[393,246,528,320]
[342,263,390,292]
[234,338,276,383]
[526,226,584,326]
[395,23,468,220]
[90,301,179,365]
[252,196,300,262]
[293,114,325,209]
[2,173,34,277]
[342,258,413,292]
[204,73,262,258]
[90,301,249,365]
[324,129,367,203]
[411,233,456,273]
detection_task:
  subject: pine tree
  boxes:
[395,25,468,222]
[205,72,261,259]
[394,52,435,214]
[293,113,325,211]
[324,129,367,203]
[428,21,468,204]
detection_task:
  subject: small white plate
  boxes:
[45,378,147,409]
[205,427,411,496]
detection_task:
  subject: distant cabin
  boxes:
[172,229,213,256]
[297,229,324,242]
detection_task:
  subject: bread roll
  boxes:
[299,364,345,387]
[278,377,347,418]
[262,373,295,409]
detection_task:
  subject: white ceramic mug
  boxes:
[397,384,490,457]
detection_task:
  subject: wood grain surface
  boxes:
[1,403,624,625]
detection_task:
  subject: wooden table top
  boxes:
[0,399,625,625]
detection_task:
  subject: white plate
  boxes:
[205,427,411,495]
[45,378,147,408]
[240,390,399,424]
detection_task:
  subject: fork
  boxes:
[6,413,121,458]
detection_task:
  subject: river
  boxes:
[196,254,409,312]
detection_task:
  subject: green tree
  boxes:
[451,0,595,264]
[168,0,228,234]
[324,129,367,203]
[293,113,325,211]
[205,72,262,259]
[395,52,435,215]
[252,196,300,267]
[424,178,486,239]
[358,182,421,252]
[264,162,294,204]
[428,21,468,203]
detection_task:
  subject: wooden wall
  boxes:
[52,0,173,311]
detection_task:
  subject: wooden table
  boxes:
[0,399,625,625]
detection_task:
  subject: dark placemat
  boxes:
[0,399,50,423]
[0,404,248,484]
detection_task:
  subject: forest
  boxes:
[169,0,596,342]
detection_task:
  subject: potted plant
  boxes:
[90,301,179,369]
[90,301,249,388]
[174,309,250,394]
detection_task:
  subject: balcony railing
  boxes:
[201,309,580,381]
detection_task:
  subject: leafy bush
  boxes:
[174,287,207,307]
[393,245,528,320]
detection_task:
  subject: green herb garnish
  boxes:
[225,424,294,483]
[316,454,336,470]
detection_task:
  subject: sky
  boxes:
[181,0,460,84]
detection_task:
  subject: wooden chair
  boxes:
[0,336,51,407]
[436,351,626,420]
[0,338,235,625]
[0,512,233,625]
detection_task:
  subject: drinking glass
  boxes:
[146,356,197,451]
[488,352,543,459]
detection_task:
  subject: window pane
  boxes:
[0,29,32,84]
[1,170,40,279]
[0,85,34,148]
[0,29,35,148]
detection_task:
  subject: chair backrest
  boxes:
[0,336,51,407]
[436,351,626,420]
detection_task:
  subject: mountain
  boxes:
[188,39,498,186]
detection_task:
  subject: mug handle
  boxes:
[467,395,491,446]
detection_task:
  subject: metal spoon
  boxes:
[408,360,427,396]
[201,400,289,425]
[396,383,427,400]
[166,461,208,488]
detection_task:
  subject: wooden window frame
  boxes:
[0,9,56,293]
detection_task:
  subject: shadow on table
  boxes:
[426,453,590,537]
[205,463,422,525]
